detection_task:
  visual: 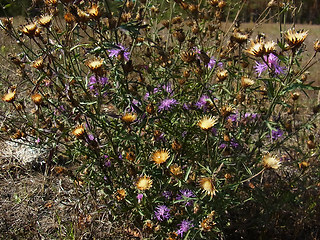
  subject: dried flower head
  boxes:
[170,164,182,176]
[122,112,137,124]
[264,41,276,54]
[64,12,75,24]
[38,15,53,27]
[246,40,265,57]
[200,211,216,231]
[198,116,218,130]
[232,31,248,44]
[115,188,126,201]
[21,23,37,37]
[45,0,57,5]
[136,176,153,190]
[314,40,320,52]
[181,51,196,63]
[241,76,255,88]
[31,93,43,105]
[284,28,308,49]
[87,4,101,19]
[151,149,170,165]
[216,69,228,82]
[262,153,281,169]
[86,59,103,73]
[2,88,16,103]
[72,125,85,138]
[1,17,13,31]
[199,178,217,196]
[33,58,44,70]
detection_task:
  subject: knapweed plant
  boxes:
[1,0,320,238]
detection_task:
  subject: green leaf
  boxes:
[184,166,192,182]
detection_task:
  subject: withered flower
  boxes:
[136,176,153,190]
[87,4,101,19]
[21,23,37,37]
[314,40,320,52]
[198,116,218,130]
[241,76,255,88]
[181,51,196,63]
[151,149,170,165]
[38,15,53,27]
[33,58,44,70]
[86,59,103,73]
[216,69,228,82]
[262,153,281,169]
[64,12,75,24]
[199,177,217,196]
[2,88,16,103]
[246,40,265,57]
[232,31,248,44]
[31,93,43,105]
[284,28,308,49]
[122,112,137,124]
[72,125,85,138]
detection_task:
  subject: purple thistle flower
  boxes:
[137,193,143,203]
[154,205,171,221]
[271,128,284,140]
[207,57,216,69]
[254,62,268,77]
[108,44,130,61]
[162,191,172,200]
[254,53,285,77]
[177,189,195,206]
[176,219,193,238]
[195,95,211,110]
[158,98,178,112]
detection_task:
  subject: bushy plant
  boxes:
[1,0,320,238]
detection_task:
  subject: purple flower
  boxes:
[154,205,171,221]
[207,57,216,69]
[162,191,172,200]
[137,193,143,203]
[35,137,40,144]
[195,95,211,110]
[271,128,284,140]
[219,143,228,149]
[177,189,195,206]
[158,98,178,112]
[228,113,238,122]
[176,219,193,238]
[108,44,130,61]
[254,53,285,77]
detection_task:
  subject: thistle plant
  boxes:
[0,0,320,238]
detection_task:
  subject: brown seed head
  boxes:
[33,58,44,70]
[31,93,43,105]
[173,29,185,43]
[72,125,85,138]
[216,69,228,82]
[180,51,196,63]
